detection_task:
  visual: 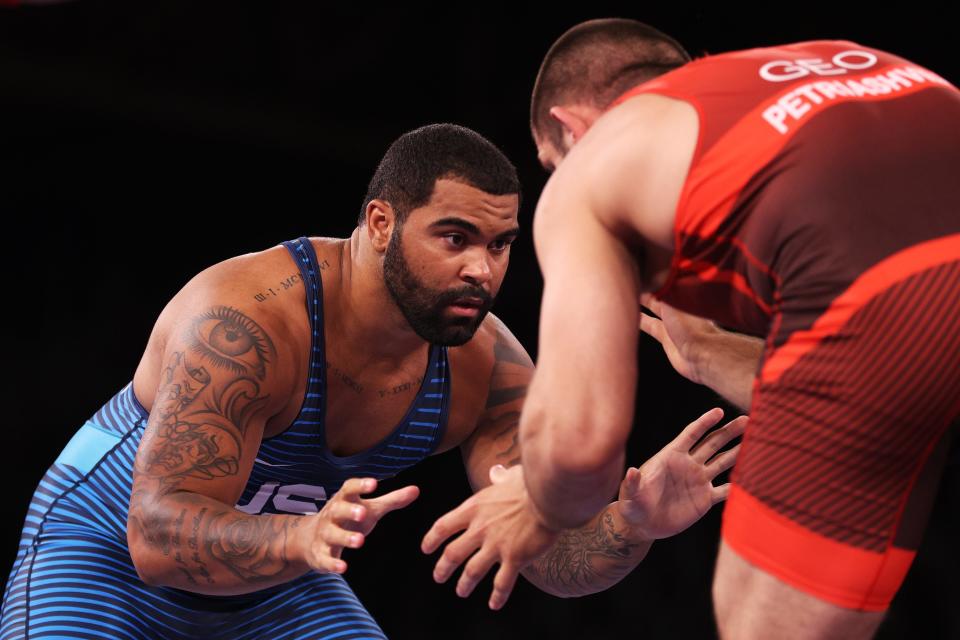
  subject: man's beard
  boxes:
[383,227,494,346]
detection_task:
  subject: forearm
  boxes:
[522,418,626,530]
[522,501,652,597]
[691,328,764,411]
[128,490,309,595]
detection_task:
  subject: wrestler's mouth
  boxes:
[447,297,484,317]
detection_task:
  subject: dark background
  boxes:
[3,2,958,638]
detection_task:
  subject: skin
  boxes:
[126,176,737,607]
[514,92,884,637]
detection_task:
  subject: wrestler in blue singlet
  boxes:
[1,237,450,640]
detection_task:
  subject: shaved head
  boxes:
[531,18,690,149]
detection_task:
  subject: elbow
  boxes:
[126,507,167,587]
[127,537,163,587]
[548,435,625,479]
[524,412,628,479]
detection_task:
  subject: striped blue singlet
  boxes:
[0,237,451,639]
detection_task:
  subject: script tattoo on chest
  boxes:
[377,377,424,398]
[326,362,364,394]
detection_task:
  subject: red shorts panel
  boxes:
[723,242,960,610]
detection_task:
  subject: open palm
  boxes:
[618,409,747,540]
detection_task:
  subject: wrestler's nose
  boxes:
[460,248,492,287]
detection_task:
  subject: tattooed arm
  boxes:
[427,317,743,606]
[127,303,410,595]
[451,316,651,598]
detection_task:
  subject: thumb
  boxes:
[489,464,508,484]
[620,467,641,498]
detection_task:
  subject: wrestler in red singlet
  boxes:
[613,40,960,610]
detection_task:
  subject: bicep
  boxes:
[132,304,281,506]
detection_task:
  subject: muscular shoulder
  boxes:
[551,94,699,250]
[135,240,332,412]
[449,313,532,381]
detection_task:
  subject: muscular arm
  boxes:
[127,304,314,595]
[460,318,652,597]
[521,96,699,530]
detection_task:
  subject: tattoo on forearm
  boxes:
[203,511,294,582]
[531,507,641,595]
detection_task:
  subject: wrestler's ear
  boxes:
[365,199,396,253]
[549,105,591,149]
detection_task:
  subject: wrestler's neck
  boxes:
[326,229,429,365]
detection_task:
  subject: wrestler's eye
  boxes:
[443,233,466,249]
[189,306,271,376]
[489,237,514,254]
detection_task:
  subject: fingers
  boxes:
[639,312,667,344]
[705,444,741,479]
[676,408,725,451]
[455,547,497,598]
[711,483,731,505]
[432,531,480,584]
[310,552,347,574]
[366,485,420,519]
[322,524,365,550]
[338,477,377,501]
[691,415,748,463]
[421,500,473,554]
[327,499,367,525]
[489,562,521,610]
[640,293,662,316]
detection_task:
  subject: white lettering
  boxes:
[844,79,871,97]
[762,104,790,134]
[879,70,913,90]
[761,49,879,82]
[781,93,812,119]
[760,65,942,135]
[860,77,892,94]
[833,50,878,70]
[797,58,845,76]
[235,482,278,514]
[273,484,328,514]
[760,60,808,82]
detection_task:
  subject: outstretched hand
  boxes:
[297,478,420,574]
[618,408,746,540]
[421,465,559,610]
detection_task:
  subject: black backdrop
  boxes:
[3,3,958,638]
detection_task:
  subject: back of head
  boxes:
[359,123,520,226]
[531,18,691,148]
